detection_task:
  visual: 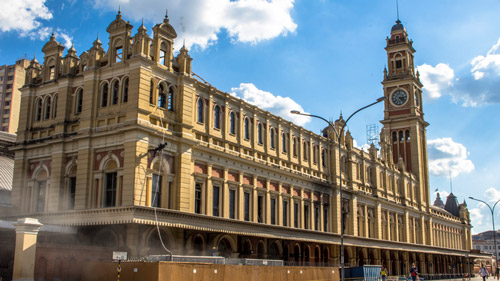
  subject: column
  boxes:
[265,180,271,224]
[363,204,368,237]
[238,174,244,221]
[350,195,358,236]
[13,218,43,281]
[319,194,324,232]
[332,190,341,234]
[300,188,305,229]
[223,169,229,218]
[206,165,213,215]
[375,203,382,239]
[278,183,283,226]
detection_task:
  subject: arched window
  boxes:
[392,131,397,143]
[399,131,404,142]
[52,94,58,118]
[303,141,308,161]
[293,137,298,157]
[244,117,250,140]
[313,145,318,164]
[197,98,204,123]
[111,80,119,105]
[282,132,287,153]
[35,98,42,121]
[257,123,263,145]
[158,84,166,108]
[149,80,154,104]
[44,96,51,120]
[75,89,83,114]
[405,130,410,141]
[214,105,221,129]
[229,112,236,135]
[270,128,275,149]
[167,87,174,111]
[122,78,129,103]
[101,83,108,107]
[159,43,167,66]
[321,149,326,167]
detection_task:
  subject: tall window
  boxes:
[111,80,119,105]
[229,189,236,219]
[229,112,236,135]
[35,99,42,121]
[197,98,204,123]
[257,194,264,223]
[159,49,166,65]
[303,141,308,161]
[270,197,276,225]
[244,191,250,221]
[52,95,58,118]
[44,97,51,120]
[244,117,250,140]
[257,123,263,145]
[68,177,76,210]
[167,87,174,111]
[304,204,310,229]
[294,202,299,228]
[101,83,108,107]
[36,181,46,212]
[158,84,166,109]
[214,105,221,129]
[213,185,220,216]
[323,205,329,232]
[115,47,123,63]
[104,172,117,207]
[321,149,326,167]
[75,89,83,114]
[122,78,129,103]
[314,204,320,231]
[149,81,154,104]
[293,137,298,157]
[282,132,287,153]
[195,183,202,214]
[49,66,55,80]
[270,128,275,149]
[283,200,288,227]
[152,174,162,208]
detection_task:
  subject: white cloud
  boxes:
[0,0,52,33]
[230,83,310,126]
[28,27,73,49]
[484,187,500,204]
[427,137,474,177]
[417,63,454,99]
[469,208,484,228]
[471,38,500,80]
[93,0,297,50]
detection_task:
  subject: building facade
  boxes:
[7,12,475,280]
[0,59,29,134]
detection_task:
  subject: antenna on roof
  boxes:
[449,170,453,194]
[396,0,400,21]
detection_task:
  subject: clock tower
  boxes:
[380,19,430,207]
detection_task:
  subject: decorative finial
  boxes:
[449,170,453,194]
[396,0,400,21]
[339,110,343,119]
[118,5,121,15]
[164,9,169,22]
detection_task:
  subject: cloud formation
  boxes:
[0,0,52,33]
[417,63,454,99]
[418,38,500,106]
[93,0,297,50]
[230,83,310,126]
[427,137,474,177]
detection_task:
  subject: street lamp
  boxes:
[291,96,386,281]
[469,197,500,279]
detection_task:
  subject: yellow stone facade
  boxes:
[9,12,475,278]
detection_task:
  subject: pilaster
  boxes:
[13,218,42,281]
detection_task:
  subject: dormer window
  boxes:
[159,49,166,66]
[116,47,123,63]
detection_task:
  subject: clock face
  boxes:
[391,90,408,106]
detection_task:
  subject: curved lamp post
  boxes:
[469,197,500,278]
[291,96,385,281]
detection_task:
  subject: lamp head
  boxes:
[290,110,301,114]
[376,96,387,102]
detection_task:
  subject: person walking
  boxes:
[480,264,489,281]
[410,263,419,281]
[380,265,388,281]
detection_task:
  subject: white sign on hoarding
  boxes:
[112,251,128,261]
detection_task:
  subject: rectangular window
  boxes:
[36,181,46,212]
[195,183,202,214]
[304,204,310,229]
[213,185,220,216]
[49,66,55,80]
[396,60,402,69]
[68,177,76,209]
[323,205,329,232]
[229,189,236,219]
[244,191,250,221]
[159,50,166,65]
[283,200,288,227]
[314,204,320,231]
[7,76,13,81]
[270,197,276,225]
[6,84,12,89]
[257,194,264,223]
[152,174,162,208]
[116,47,123,63]
[104,172,117,207]
[294,202,299,228]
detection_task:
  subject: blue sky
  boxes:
[1,0,500,234]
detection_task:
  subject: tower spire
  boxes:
[396,0,400,21]
[449,171,453,194]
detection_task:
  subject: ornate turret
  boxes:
[41,31,65,81]
[176,44,192,76]
[444,193,459,217]
[106,10,133,65]
[133,20,152,57]
[62,44,79,75]
[433,193,445,208]
[88,35,105,69]
[25,56,42,84]
[152,11,177,70]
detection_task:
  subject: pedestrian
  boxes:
[381,265,388,281]
[480,264,489,281]
[410,263,419,281]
